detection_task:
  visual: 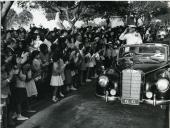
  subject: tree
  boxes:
[156,8,170,25]
[1,1,14,28]
[90,1,128,26]
[16,1,129,29]
[17,10,33,26]
[3,8,33,29]
[4,9,18,29]
[128,1,168,26]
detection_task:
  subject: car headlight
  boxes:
[98,76,109,87]
[110,89,116,96]
[156,79,169,93]
[146,91,153,99]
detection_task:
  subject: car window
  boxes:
[119,45,166,61]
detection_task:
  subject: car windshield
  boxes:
[119,45,166,63]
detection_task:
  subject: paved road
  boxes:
[17,81,167,128]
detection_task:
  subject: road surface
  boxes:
[17,80,167,128]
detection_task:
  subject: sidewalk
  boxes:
[17,95,78,128]
[15,97,53,128]
[16,80,95,128]
[14,90,79,128]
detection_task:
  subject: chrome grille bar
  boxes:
[122,69,141,99]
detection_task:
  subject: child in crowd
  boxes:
[1,61,15,126]
[15,64,29,121]
[25,64,37,112]
[50,52,66,102]
[79,44,86,85]
[85,47,92,82]
[64,48,74,92]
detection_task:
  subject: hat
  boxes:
[128,25,136,28]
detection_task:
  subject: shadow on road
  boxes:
[17,80,167,128]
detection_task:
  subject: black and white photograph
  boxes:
[1,0,170,128]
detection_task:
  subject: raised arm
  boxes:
[119,28,128,41]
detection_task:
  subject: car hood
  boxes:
[119,62,168,74]
[131,62,168,74]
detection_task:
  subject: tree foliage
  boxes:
[14,1,170,28]
[156,8,170,25]
[17,10,33,25]
[128,1,168,25]
[16,1,129,28]
[4,9,18,29]
[1,1,14,28]
[4,9,33,29]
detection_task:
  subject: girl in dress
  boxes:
[50,52,66,102]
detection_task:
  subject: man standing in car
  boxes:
[119,25,143,45]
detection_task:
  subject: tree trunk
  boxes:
[1,1,14,28]
[106,17,110,27]
[86,19,88,25]
[64,8,72,29]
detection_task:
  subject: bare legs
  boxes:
[52,87,59,102]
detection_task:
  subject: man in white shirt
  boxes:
[119,25,143,45]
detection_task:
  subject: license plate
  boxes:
[121,98,140,105]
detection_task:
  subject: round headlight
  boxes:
[110,89,116,96]
[146,91,153,99]
[98,76,109,87]
[156,79,169,93]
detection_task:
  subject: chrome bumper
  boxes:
[95,93,119,101]
[143,99,170,106]
[96,93,170,106]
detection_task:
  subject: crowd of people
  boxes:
[1,23,170,127]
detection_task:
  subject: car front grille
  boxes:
[122,69,142,99]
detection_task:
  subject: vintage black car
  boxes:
[96,43,170,106]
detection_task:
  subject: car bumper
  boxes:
[96,93,119,101]
[96,93,170,105]
[143,99,170,106]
